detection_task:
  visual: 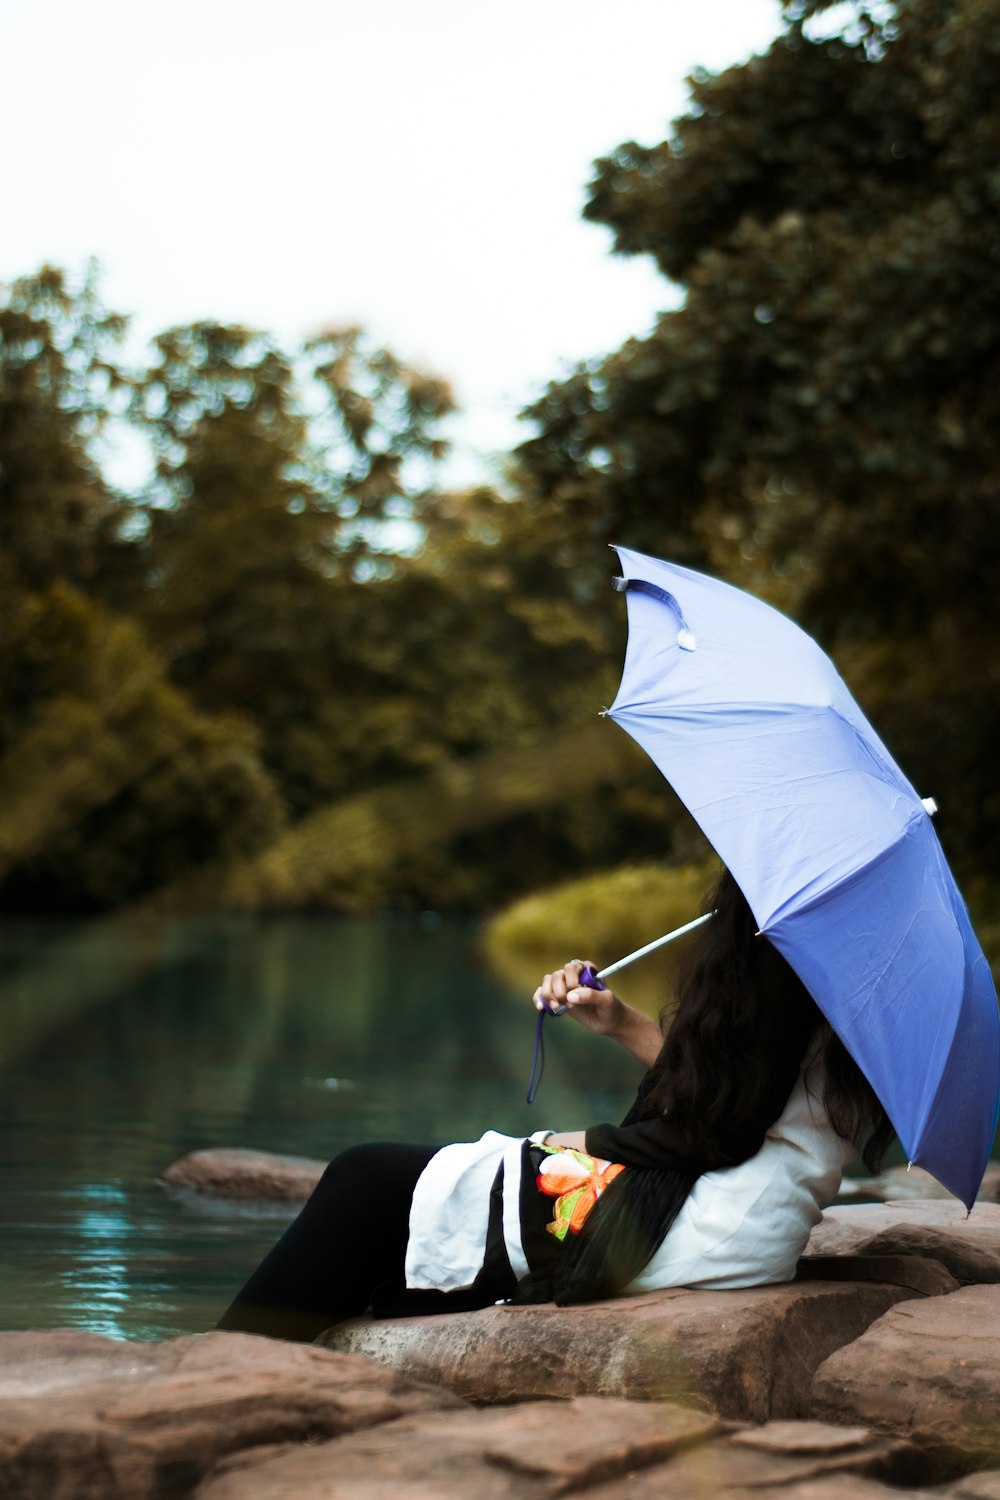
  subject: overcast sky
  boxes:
[1,0,783,486]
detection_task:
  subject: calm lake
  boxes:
[0,914,641,1341]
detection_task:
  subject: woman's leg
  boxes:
[216,1142,436,1342]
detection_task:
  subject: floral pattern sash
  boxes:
[536,1145,626,1241]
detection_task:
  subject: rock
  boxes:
[849,1229,1000,1286]
[810,1284,1000,1479]
[159,1147,325,1201]
[953,1476,1000,1500]
[585,1430,919,1499]
[593,1479,928,1500]
[729,1421,875,1453]
[838,1163,1000,1204]
[195,1397,719,1499]
[805,1200,1000,1259]
[948,1475,1000,1499]
[0,1329,163,1398]
[194,1403,915,1500]
[0,1328,462,1500]
[318,1279,919,1421]
[795,1253,959,1297]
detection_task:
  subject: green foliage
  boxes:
[303,325,453,546]
[0,267,644,912]
[518,0,1000,880]
[0,586,283,911]
[125,319,457,818]
[213,720,650,915]
[0,263,132,595]
[3,0,998,919]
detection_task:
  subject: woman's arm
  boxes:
[532,961,666,1152]
[532,960,663,1068]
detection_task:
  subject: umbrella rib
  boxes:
[762,806,929,931]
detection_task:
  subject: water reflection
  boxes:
[0,914,640,1340]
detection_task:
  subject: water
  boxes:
[0,914,640,1341]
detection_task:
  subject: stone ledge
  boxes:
[810,1283,1000,1480]
[805,1201,1000,1258]
[0,1329,462,1500]
[193,1400,918,1500]
[318,1277,921,1420]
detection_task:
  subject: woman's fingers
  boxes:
[533,976,563,1015]
[533,962,599,1015]
[532,985,558,1013]
[562,960,597,1003]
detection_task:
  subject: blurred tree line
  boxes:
[2,0,998,919]
[0,272,632,913]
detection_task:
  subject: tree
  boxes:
[516,0,1000,880]
[302,324,454,565]
[0,585,284,912]
[0,263,133,598]
[127,320,455,817]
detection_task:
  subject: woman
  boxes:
[217,868,892,1341]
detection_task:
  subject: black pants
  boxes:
[217,1142,437,1343]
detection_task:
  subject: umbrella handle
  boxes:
[525,967,607,1104]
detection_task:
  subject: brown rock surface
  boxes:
[195,1398,718,1499]
[953,1476,1000,1500]
[729,1420,875,1453]
[948,1474,1000,1499]
[810,1283,1000,1477]
[838,1163,1000,1204]
[195,1404,915,1500]
[319,1278,919,1420]
[795,1253,959,1296]
[805,1200,1000,1258]
[849,1228,1000,1285]
[0,1328,462,1500]
[594,1478,928,1500]
[586,1431,919,1499]
[159,1147,325,1201]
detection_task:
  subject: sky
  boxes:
[1,0,784,488]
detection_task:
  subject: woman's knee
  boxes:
[315,1141,419,1198]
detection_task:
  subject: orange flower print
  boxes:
[536,1146,626,1241]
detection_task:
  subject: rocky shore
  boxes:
[3,1154,1000,1499]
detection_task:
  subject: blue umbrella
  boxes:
[600,545,999,1208]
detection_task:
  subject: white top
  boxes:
[624,1067,852,1291]
[405,1066,852,1296]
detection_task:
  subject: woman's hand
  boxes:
[532,960,666,1069]
[532,960,625,1039]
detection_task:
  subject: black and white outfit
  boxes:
[406,1063,849,1301]
[218,1011,850,1343]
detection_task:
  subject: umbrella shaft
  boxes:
[597,912,714,980]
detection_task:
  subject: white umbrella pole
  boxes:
[595,911,714,981]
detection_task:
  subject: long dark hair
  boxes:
[641,867,894,1175]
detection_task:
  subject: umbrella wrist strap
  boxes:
[526,1008,547,1105]
[526,968,606,1105]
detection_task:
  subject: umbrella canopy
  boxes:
[606,545,999,1208]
